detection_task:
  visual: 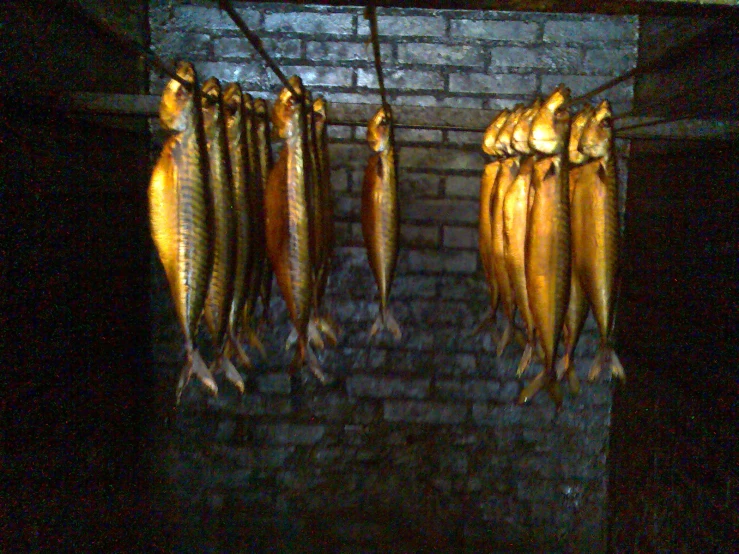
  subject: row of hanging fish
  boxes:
[477,85,625,409]
[149,63,338,402]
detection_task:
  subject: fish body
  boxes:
[148,62,216,401]
[519,85,571,408]
[201,78,238,387]
[254,98,274,323]
[575,100,624,382]
[266,76,322,379]
[362,106,401,340]
[482,108,511,157]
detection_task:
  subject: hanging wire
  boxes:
[216,0,301,100]
[365,5,390,112]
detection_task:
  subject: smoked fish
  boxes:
[519,86,572,408]
[473,108,510,337]
[254,98,274,324]
[490,104,525,356]
[575,100,625,383]
[148,62,216,402]
[503,98,541,377]
[223,82,253,378]
[362,106,401,340]
[201,77,241,392]
[266,76,324,380]
[556,104,596,394]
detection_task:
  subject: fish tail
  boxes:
[545,380,563,410]
[316,315,339,347]
[369,308,402,341]
[243,326,266,358]
[177,349,217,405]
[518,370,546,405]
[221,357,245,394]
[496,321,513,358]
[306,343,328,384]
[555,352,570,381]
[228,330,253,369]
[307,319,325,350]
[469,308,493,337]
[609,348,626,383]
[567,367,581,395]
[588,345,625,383]
[516,344,534,377]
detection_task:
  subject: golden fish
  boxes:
[362,106,401,340]
[575,100,625,383]
[473,108,510,337]
[201,77,241,393]
[148,62,215,402]
[556,104,596,394]
[254,98,274,324]
[519,85,572,408]
[266,76,324,380]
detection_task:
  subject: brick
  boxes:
[330,169,350,192]
[174,5,260,31]
[306,41,371,62]
[330,144,370,169]
[440,450,469,474]
[268,66,353,87]
[320,92,376,105]
[398,173,441,197]
[543,18,637,43]
[449,73,537,95]
[445,175,480,198]
[392,275,437,298]
[400,224,439,248]
[444,226,478,249]
[397,43,482,67]
[394,128,443,143]
[263,12,354,35]
[347,376,431,399]
[439,97,486,109]
[357,68,443,91]
[358,16,446,37]
[334,196,361,219]
[489,46,582,72]
[402,199,478,224]
[195,62,267,87]
[498,381,521,403]
[389,95,439,107]
[447,131,483,146]
[450,20,540,42]
[400,147,484,171]
[154,33,211,58]
[256,424,325,445]
[327,125,352,140]
[215,37,301,59]
[472,404,521,426]
[256,373,291,395]
[407,250,478,273]
[437,380,501,401]
[583,47,637,75]
[384,401,467,424]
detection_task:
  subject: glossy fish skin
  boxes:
[556,105,596,393]
[482,108,511,157]
[576,100,625,383]
[254,98,274,323]
[222,83,253,382]
[149,61,216,402]
[266,76,322,379]
[362,106,401,340]
[201,77,238,390]
[519,86,571,408]
[495,104,525,157]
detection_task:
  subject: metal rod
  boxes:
[365,5,389,111]
[216,0,301,100]
[569,22,726,107]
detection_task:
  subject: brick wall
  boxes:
[149,2,637,551]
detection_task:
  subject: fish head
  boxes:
[481,109,510,157]
[579,100,613,158]
[254,98,268,119]
[222,82,243,128]
[529,84,571,155]
[495,104,525,156]
[272,75,304,139]
[200,77,222,133]
[159,61,196,132]
[367,106,392,152]
[511,98,542,155]
[313,97,327,134]
[569,104,595,164]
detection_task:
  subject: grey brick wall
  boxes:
[149,2,636,551]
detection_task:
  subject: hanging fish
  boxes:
[253,98,274,324]
[201,77,242,393]
[503,98,541,377]
[266,76,324,381]
[472,108,510,338]
[362,105,401,340]
[490,104,525,356]
[148,61,216,402]
[222,82,254,376]
[555,104,596,394]
[519,85,572,408]
[574,100,625,383]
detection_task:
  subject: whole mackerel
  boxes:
[362,106,401,340]
[576,100,625,383]
[519,85,572,408]
[556,104,596,394]
[201,77,240,392]
[266,76,324,380]
[148,62,216,402]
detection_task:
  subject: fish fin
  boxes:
[222,358,245,395]
[191,350,218,398]
[469,309,492,336]
[306,344,328,384]
[229,331,253,369]
[610,349,626,383]
[245,327,266,358]
[308,320,325,350]
[496,321,512,358]
[285,327,298,351]
[368,310,402,341]
[518,370,546,404]
[545,380,563,410]
[555,353,569,381]
[567,367,581,395]
[587,349,604,382]
[513,328,528,349]
[516,344,534,377]
[316,316,339,347]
